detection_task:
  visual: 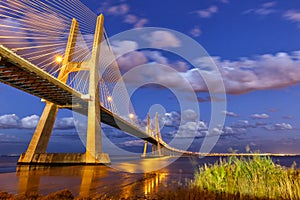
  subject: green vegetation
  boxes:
[193,155,300,199]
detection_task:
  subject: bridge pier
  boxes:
[18,14,110,165]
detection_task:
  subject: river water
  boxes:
[0,155,300,198]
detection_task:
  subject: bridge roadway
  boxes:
[0,44,185,154]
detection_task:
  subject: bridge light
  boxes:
[55,55,63,63]
[129,113,135,119]
[107,96,112,102]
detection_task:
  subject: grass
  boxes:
[193,154,300,199]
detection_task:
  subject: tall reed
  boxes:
[194,155,300,199]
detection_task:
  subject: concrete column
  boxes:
[19,103,58,163]
[142,114,151,157]
[85,14,104,163]
[155,113,162,156]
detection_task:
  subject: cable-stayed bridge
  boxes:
[0,0,194,164]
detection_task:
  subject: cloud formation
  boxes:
[244,2,276,16]
[146,31,181,48]
[283,10,300,27]
[112,36,300,95]
[0,114,19,128]
[21,115,39,129]
[124,14,148,28]
[190,26,202,37]
[98,2,148,28]
[264,123,293,131]
[222,110,238,117]
[194,6,218,18]
[0,114,76,130]
[192,51,300,94]
[158,110,247,138]
[251,113,270,119]
[106,3,130,16]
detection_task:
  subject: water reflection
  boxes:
[14,164,171,198]
[16,165,108,197]
[144,173,167,195]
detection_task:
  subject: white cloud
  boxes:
[145,51,169,65]
[117,51,148,72]
[264,123,293,131]
[107,4,129,16]
[195,6,218,18]
[124,14,138,24]
[191,51,300,94]
[175,122,246,138]
[120,139,144,147]
[111,40,148,72]
[283,10,300,27]
[251,113,270,119]
[0,114,76,130]
[181,109,199,124]
[176,121,207,137]
[124,14,148,28]
[116,48,300,94]
[54,117,75,130]
[243,2,276,16]
[222,110,238,117]
[161,111,181,127]
[190,27,202,37]
[0,114,19,128]
[146,31,181,48]
[231,120,252,128]
[21,115,39,129]
[223,126,234,134]
[262,2,276,8]
[134,18,148,28]
[112,40,139,56]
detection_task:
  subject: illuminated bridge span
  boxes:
[0,41,189,164]
[0,2,198,164]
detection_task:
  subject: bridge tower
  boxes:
[142,113,164,157]
[18,15,110,165]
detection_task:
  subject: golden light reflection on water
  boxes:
[144,173,167,195]
[14,162,171,198]
[112,156,177,173]
[16,165,108,197]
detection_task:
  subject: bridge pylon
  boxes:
[18,14,110,165]
[142,113,165,158]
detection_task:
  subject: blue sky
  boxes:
[1,0,300,155]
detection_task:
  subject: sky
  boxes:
[1,0,300,155]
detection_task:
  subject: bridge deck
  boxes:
[0,45,160,145]
[0,45,84,106]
